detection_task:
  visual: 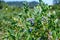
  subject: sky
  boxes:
[4,0,22,1]
[43,0,53,5]
[4,0,53,5]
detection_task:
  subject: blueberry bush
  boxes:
[0,0,60,40]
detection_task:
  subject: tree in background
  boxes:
[0,0,3,9]
[0,0,6,9]
[53,0,60,4]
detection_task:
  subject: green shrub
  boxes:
[0,0,60,40]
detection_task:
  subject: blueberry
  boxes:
[28,27,33,33]
[26,18,35,26]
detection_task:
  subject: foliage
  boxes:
[0,0,60,40]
